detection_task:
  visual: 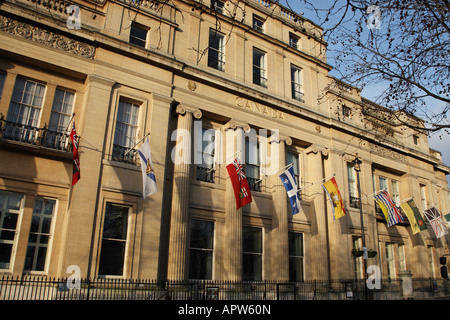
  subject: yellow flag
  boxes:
[322,177,346,219]
[400,199,424,234]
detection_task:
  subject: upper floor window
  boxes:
[420,184,427,210]
[287,151,301,199]
[347,164,359,208]
[290,65,303,101]
[253,48,267,88]
[211,0,224,14]
[252,15,265,33]
[245,137,261,192]
[112,100,140,163]
[342,105,352,119]
[289,33,299,49]
[208,30,225,71]
[413,135,419,145]
[391,180,400,206]
[7,78,45,128]
[195,126,217,183]
[129,22,148,48]
[48,89,74,133]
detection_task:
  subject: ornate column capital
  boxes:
[305,145,328,157]
[269,133,292,146]
[223,119,250,132]
[175,104,202,119]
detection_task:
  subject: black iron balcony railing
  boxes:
[0,116,72,153]
[349,196,360,209]
[196,166,215,183]
[112,144,137,164]
[247,176,261,192]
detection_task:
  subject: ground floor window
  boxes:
[98,203,129,276]
[288,232,304,282]
[243,226,262,281]
[0,191,23,270]
[189,219,214,280]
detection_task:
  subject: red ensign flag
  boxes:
[226,158,252,210]
[70,122,80,186]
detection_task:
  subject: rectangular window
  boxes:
[129,23,148,48]
[245,137,261,192]
[398,244,406,271]
[195,126,216,183]
[288,232,303,282]
[420,184,427,210]
[286,151,301,199]
[208,30,225,71]
[253,48,267,88]
[342,105,351,119]
[112,100,140,163]
[252,15,264,33]
[243,226,262,281]
[347,164,359,208]
[210,0,224,14]
[386,243,396,280]
[391,180,400,206]
[5,78,45,143]
[379,176,388,191]
[0,191,23,270]
[98,203,129,276]
[24,198,56,272]
[290,65,303,101]
[189,219,214,280]
[289,33,299,49]
[48,89,74,133]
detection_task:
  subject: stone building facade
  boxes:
[0,0,449,282]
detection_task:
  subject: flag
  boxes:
[374,190,404,227]
[138,137,158,198]
[400,199,427,234]
[226,158,252,210]
[424,207,448,238]
[69,122,80,186]
[279,166,301,215]
[322,177,346,220]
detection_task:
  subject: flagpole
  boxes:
[298,174,335,191]
[255,163,294,184]
[206,149,242,173]
[123,132,151,156]
[64,113,76,134]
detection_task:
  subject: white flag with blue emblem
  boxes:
[138,137,158,199]
[279,166,301,215]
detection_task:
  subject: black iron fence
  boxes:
[0,276,448,300]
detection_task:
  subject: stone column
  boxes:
[306,145,330,280]
[223,120,249,281]
[398,270,414,299]
[167,104,202,281]
[270,134,292,281]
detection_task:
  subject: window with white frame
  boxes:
[420,184,427,210]
[290,65,303,101]
[253,48,267,88]
[0,191,24,270]
[210,0,224,14]
[379,176,388,191]
[245,137,261,192]
[189,219,214,280]
[24,198,56,272]
[48,89,74,133]
[398,244,406,271]
[112,99,140,163]
[289,33,299,50]
[386,243,396,280]
[391,180,400,206]
[252,15,264,33]
[98,203,129,276]
[195,126,217,183]
[243,226,262,281]
[6,78,45,142]
[129,22,148,48]
[347,164,359,208]
[287,151,301,199]
[208,29,225,71]
[288,232,304,282]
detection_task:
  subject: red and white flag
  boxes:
[70,122,80,186]
[226,158,252,210]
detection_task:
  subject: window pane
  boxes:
[190,220,214,250]
[189,250,213,280]
[7,78,45,127]
[49,89,74,133]
[243,227,262,253]
[0,72,5,99]
[98,203,129,276]
[189,220,214,280]
[130,24,147,48]
[0,192,23,270]
[243,253,262,281]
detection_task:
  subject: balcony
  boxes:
[349,196,360,209]
[112,144,137,164]
[0,116,72,153]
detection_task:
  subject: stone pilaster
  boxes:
[167,104,202,281]
[270,134,292,281]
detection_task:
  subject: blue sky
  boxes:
[278,0,450,184]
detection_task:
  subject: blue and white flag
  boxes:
[279,166,301,215]
[138,137,158,199]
